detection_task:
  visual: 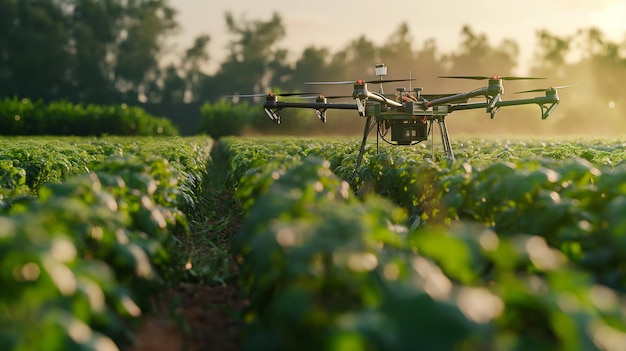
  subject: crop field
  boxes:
[0,136,215,350]
[3,135,626,350]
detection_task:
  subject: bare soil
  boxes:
[130,283,245,351]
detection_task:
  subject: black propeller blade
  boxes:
[223,92,320,98]
[439,75,545,81]
[304,81,356,85]
[304,78,415,85]
[323,95,353,99]
[299,94,353,99]
[515,83,588,94]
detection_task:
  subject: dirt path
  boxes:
[130,284,244,351]
[130,143,246,351]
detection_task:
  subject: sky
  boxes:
[169,0,626,75]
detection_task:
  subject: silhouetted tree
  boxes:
[0,0,72,101]
[446,25,519,76]
[379,23,416,74]
[199,12,286,100]
[286,46,332,91]
[413,39,447,89]
[530,29,572,79]
[182,34,210,102]
[0,0,179,103]
[339,35,378,79]
[115,0,178,102]
[67,0,124,103]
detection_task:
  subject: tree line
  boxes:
[1,0,625,135]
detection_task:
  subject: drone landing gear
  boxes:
[355,115,455,168]
[432,117,455,160]
[540,102,558,120]
[264,108,281,124]
[357,116,377,167]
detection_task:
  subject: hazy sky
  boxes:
[171,0,626,75]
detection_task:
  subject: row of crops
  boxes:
[0,136,213,350]
[5,133,626,350]
[222,136,626,351]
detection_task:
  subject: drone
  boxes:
[229,63,577,166]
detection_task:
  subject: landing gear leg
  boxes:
[437,117,455,160]
[356,116,376,167]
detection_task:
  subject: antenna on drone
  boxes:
[375,63,387,94]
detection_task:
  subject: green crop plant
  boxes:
[222,135,626,350]
[0,136,214,350]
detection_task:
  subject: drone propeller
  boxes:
[324,95,353,99]
[514,83,588,94]
[224,92,320,98]
[439,75,545,81]
[297,94,353,100]
[304,81,356,85]
[304,78,415,85]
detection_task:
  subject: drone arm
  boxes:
[262,100,358,123]
[449,94,560,118]
[367,91,403,108]
[448,102,488,112]
[426,86,494,107]
[494,95,557,108]
[264,101,358,110]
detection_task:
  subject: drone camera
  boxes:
[390,120,428,145]
[375,63,387,77]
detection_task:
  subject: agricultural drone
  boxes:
[229,63,576,166]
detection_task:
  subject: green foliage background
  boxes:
[0,97,178,136]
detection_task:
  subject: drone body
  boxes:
[233,63,570,166]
